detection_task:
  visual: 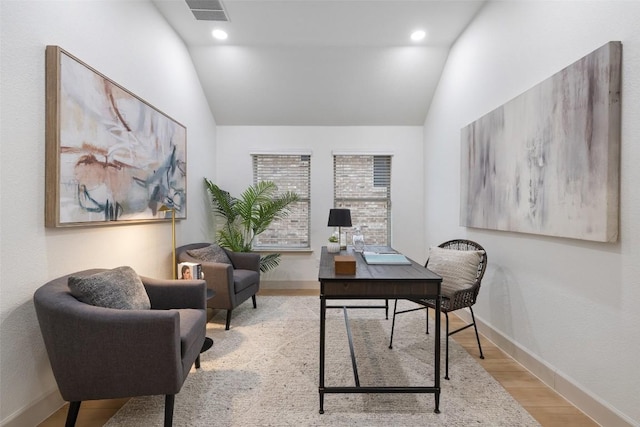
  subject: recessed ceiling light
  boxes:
[212,29,228,40]
[411,30,426,41]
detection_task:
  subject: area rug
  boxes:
[105,297,539,426]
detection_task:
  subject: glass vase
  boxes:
[352,226,365,252]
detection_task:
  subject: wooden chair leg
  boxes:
[65,401,81,427]
[252,295,257,308]
[195,354,201,369]
[225,310,232,330]
[164,395,175,427]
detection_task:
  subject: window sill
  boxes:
[253,248,313,254]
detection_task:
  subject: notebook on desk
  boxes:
[362,251,412,265]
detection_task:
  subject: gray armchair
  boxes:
[177,243,260,330]
[33,269,207,427]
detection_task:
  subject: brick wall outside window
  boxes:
[334,155,391,246]
[252,154,310,249]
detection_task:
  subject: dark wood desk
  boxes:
[318,246,443,414]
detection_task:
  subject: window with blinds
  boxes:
[333,154,392,246]
[252,154,311,249]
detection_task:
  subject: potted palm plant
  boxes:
[204,178,300,272]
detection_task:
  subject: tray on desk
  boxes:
[361,251,411,265]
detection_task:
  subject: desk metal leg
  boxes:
[319,294,441,414]
[319,296,326,414]
[343,307,360,386]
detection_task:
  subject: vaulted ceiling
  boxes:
[152,0,486,125]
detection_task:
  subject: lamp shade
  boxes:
[327,208,352,227]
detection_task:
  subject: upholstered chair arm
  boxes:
[225,250,261,272]
[35,299,184,401]
[141,276,206,310]
[199,262,234,303]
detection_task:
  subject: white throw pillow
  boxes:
[427,247,483,298]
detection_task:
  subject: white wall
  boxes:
[216,126,425,283]
[0,1,217,425]
[424,1,640,425]
[6,0,638,425]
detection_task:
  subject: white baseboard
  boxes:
[2,388,63,427]
[457,309,636,427]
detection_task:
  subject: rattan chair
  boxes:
[388,239,487,380]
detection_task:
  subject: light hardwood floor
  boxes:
[38,289,598,427]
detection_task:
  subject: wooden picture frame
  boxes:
[45,45,187,227]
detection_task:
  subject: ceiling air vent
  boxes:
[185,0,229,21]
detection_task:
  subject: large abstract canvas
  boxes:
[45,46,186,227]
[460,42,621,242]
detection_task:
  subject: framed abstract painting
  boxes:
[45,45,186,227]
[460,42,621,242]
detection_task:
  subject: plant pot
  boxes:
[327,242,340,253]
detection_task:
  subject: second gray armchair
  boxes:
[177,242,260,330]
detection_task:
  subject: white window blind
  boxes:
[333,154,392,246]
[252,154,311,249]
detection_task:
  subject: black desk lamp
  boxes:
[327,208,352,250]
